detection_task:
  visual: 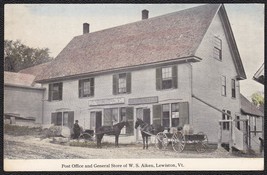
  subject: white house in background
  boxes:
[240,94,264,153]
[4,71,45,125]
[17,4,253,152]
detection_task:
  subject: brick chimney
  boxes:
[83,23,90,34]
[142,9,149,20]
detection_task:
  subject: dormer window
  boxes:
[213,36,222,60]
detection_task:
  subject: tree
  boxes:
[4,40,53,72]
[251,92,264,107]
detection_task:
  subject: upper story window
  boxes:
[231,79,236,98]
[79,78,94,98]
[113,72,131,95]
[118,73,126,94]
[48,82,63,101]
[213,36,222,60]
[156,65,177,90]
[162,67,173,89]
[221,76,226,96]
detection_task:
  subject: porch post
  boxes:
[218,121,222,149]
[229,120,233,153]
[243,120,248,153]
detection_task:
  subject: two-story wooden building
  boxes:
[29,4,248,147]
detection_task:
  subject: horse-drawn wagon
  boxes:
[155,131,208,153]
[135,118,208,152]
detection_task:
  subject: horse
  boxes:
[95,120,129,148]
[135,118,164,149]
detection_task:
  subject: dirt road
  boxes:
[4,134,238,159]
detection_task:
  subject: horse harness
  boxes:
[139,122,154,136]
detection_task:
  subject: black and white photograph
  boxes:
[3,3,264,171]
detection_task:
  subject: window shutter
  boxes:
[68,111,74,129]
[51,113,57,125]
[104,108,112,126]
[126,73,131,93]
[59,83,63,100]
[78,80,82,98]
[126,107,134,135]
[90,78,94,96]
[172,65,178,89]
[113,74,118,95]
[153,104,162,126]
[57,112,63,126]
[156,68,162,90]
[178,102,189,128]
[48,84,52,101]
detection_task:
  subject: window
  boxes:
[222,109,230,130]
[171,103,179,127]
[103,107,134,135]
[213,36,222,60]
[156,66,177,90]
[111,108,119,124]
[162,104,170,128]
[162,67,173,89]
[113,73,131,95]
[221,76,226,96]
[48,82,63,101]
[51,111,74,128]
[231,79,236,98]
[153,102,188,129]
[118,73,126,93]
[161,103,180,128]
[120,107,126,121]
[79,78,94,97]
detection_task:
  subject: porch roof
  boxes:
[240,94,264,117]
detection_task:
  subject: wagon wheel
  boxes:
[155,132,168,150]
[172,131,186,153]
[78,133,94,142]
[195,132,208,153]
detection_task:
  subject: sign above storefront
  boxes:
[128,96,158,105]
[89,97,125,106]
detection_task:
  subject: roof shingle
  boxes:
[36,4,221,82]
[240,94,264,117]
[4,71,36,87]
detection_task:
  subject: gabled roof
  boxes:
[253,63,264,84]
[4,71,36,87]
[240,94,264,117]
[36,4,221,82]
[35,4,246,82]
[217,5,246,80]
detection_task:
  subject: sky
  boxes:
[4,3,264,99]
